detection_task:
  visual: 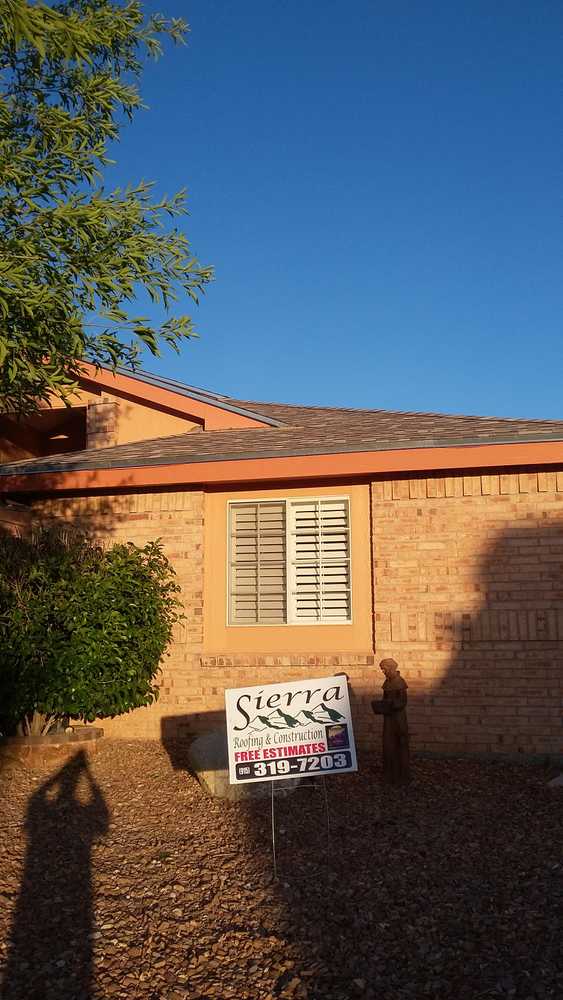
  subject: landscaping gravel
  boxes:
[0,741,561,1000]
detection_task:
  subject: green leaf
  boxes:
[0,0,213,415]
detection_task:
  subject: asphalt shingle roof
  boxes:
[2,391,563,478]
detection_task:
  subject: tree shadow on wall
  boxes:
[1,751,109,1000]
[402,520,563,760]
[0,470,141,553]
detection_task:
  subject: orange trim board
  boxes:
[1,440,563,494]
[76,363,270,430]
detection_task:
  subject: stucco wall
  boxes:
[59,386,199,448]
[0,389,199,463]
[34,468,563,757]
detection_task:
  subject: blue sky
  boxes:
[108,1,561,418]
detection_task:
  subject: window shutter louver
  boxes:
[229,497,351,625]
[229,502,286,624]
[289,498,351,623]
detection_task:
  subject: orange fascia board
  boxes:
[76,363,269,430]
[2,440,563,494]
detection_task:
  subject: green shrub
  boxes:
[0,527,183,736]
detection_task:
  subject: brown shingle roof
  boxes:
[2,396,563,477]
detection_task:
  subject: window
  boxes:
[228,497,352,625]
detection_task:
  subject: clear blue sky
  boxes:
[108,0,562,418]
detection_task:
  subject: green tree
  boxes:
[0,0,213,414]
[0,526,183,735]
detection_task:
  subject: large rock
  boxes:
[548,773,563,788]
[187,730,300,801]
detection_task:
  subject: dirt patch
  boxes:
[0,741,561,1000]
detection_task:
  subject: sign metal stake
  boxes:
[270,775,331,880]
[322,775,331,858]
[271,779,278,880]
[225,673,357,880]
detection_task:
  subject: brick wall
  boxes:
[35,468,563,758]
[0,504,33,537]
[86,397,119,449]
[36,490,379,747]
[37,491,205,740]
[371,471,563,757]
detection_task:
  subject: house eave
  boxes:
[1,439,563,495]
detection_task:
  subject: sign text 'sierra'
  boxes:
[225,676,358,784]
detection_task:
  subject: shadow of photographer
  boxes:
[1,750,109,1000]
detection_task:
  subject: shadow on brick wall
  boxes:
[162,520,563,769]
[0,465,141,541]
[397,521,563,760]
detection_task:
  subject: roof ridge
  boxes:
[102,369,563,426]
[115,366,230,401]
[229,397,563,424]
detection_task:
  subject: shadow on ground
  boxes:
[160,709,562,1000]
[0,750,109,1000]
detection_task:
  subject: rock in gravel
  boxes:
[187,729,299,801]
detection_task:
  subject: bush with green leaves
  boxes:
[0,526,183,736]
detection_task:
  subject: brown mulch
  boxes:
[0,742,561,1000]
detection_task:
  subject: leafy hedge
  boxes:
[0,527,183,736]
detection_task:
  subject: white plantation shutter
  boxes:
[228,497,351,625]
[229,502,286,624]
[288,498,351,623]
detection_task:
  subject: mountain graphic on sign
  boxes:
[246,702,344,733]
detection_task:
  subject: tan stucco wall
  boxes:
[0,438,36,463]
[203,484,373,654]
[50,386,199,446]
[1,389,200,462]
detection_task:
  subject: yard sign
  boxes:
[225,675,358,784]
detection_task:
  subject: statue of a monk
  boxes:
[371,657,410,785]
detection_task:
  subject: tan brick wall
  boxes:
[34,468,563,758]
[0,505,33,537]
[36,490,205,740]
[371,471,563,757]
[86,398,118,449]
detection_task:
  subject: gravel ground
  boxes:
[0,741,561,1000]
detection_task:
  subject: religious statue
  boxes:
[371,657,410,785]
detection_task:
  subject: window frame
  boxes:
[227,495,353,627]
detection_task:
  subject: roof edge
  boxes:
[77,363,284,428]
[2,430,563,478]
[2,439,563,494]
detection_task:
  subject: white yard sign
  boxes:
[225,675,358,784]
